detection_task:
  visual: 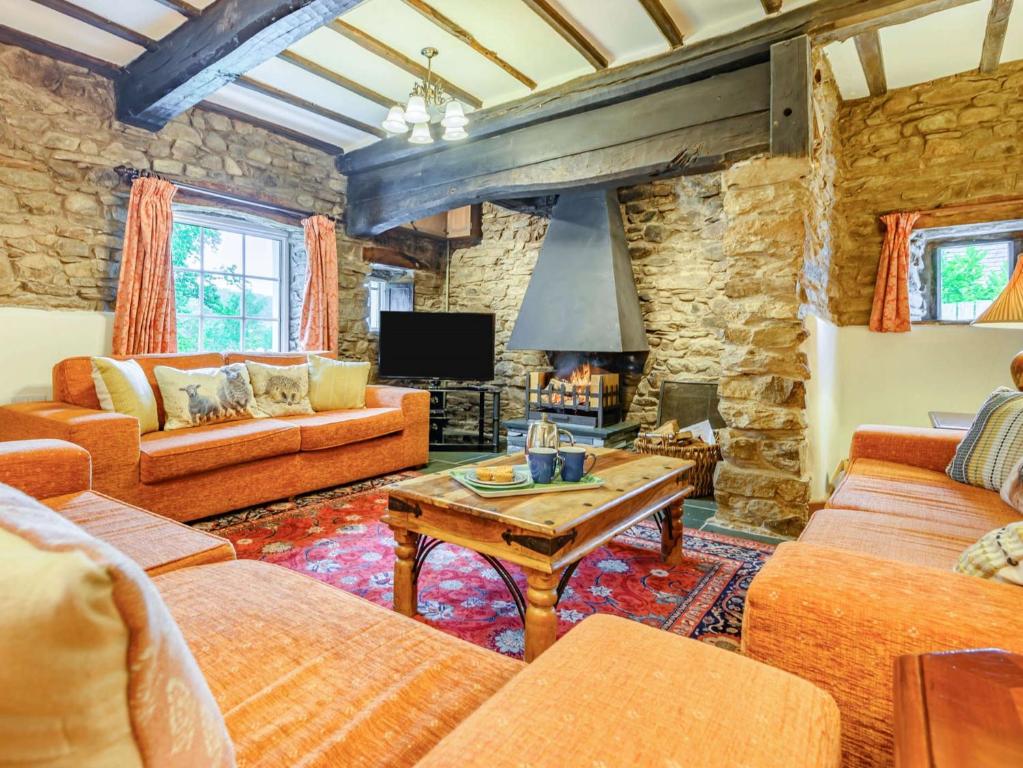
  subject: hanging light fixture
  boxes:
[379,47,469,144]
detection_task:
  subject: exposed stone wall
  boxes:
[714,157,812,536]
[833,59,1023,325]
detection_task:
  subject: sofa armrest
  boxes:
[0,402,140,475]
[0,439,91,499]
[849,424,962,473]
[743,541,1023,767]
[365,385,429,422]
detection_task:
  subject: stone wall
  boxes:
[832,59,1023,325]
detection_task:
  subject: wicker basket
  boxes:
[633,433,721,497]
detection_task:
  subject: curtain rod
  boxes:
[113,165,342,225]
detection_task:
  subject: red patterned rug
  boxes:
[196,475,774,658]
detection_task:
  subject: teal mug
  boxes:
[559,445,597,482]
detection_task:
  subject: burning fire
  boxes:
[567,363,592,388]
[546,363,592,405]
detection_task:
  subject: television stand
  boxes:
[427,384,501,453]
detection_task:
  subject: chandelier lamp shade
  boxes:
[380,47,469,143]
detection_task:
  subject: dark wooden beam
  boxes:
[637,0,684,48]
[0,24,122,78]
[328,20,483,108]
[235,76,386,137]
[770,36,811,156]
[345,64,770,235]
[494,196,558,217]
[761,0,784,12]
[854,30,887,96]
[31,0,154,49]
[149,0,202,18]
[400,0,536,89]
[198,101,344,154]
[980,0,1013,73]
[277,49,394,107]
[519,0,607,69]
[116,0,367,131]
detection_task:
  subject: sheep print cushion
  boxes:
[154,364,259,431]
[245,361,314,417]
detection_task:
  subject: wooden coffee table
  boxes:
[384,448,694,661]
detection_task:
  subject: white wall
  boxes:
[804,314,1023,499]
[0,307,113,403]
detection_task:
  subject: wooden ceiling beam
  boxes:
[149,0,201,18]
[761,0,784,13]
[235,76,387,137]
[31,0,155,49]
[116,0,367,131]
[277,49,395,108]
[854,29,887,96]
[520,0,607,69]
[328,20,483,108]
[813,0,981,43]
[400,0,536,89]
[637,0,684,48]
[980,0,1013,73]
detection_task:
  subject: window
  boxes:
[934,240,1015,322]
[171,214,287,353]
[367,266,414,333]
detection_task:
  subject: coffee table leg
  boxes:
[660,500,684,566]
[524,568,560,663]
[392,527,420,617]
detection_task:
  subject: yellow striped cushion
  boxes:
[947,387,1023,491]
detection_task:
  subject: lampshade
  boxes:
[381,105,409,133]
[408,121,434,144]
[973,259,1023,329]
[403,95,430,124]
[442,125,468,141]
[441,101,468,129]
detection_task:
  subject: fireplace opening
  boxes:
[525,351,647,428]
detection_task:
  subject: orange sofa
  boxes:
[0,352,429,521]
[743,425,1023,768]
[1,439,843,767]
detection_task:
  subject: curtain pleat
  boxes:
[869,211,920,333]
[299,215,340,352]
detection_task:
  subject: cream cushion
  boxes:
[245,360,315,417]
[308,354,370,411]
[153,363,257,431]
[90,357,159,434]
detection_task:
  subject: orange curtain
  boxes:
[299,215,340,352]
[112,177,178,355]
[869,211,920,333]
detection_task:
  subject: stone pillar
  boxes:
[713,156,812,537]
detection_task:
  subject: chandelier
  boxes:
[381,47,468,144]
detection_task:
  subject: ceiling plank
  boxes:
[235,76,387,137]
[637,0,684,48]
[149,0,201,18]
[520,0,607,69]
[400,0,536,89]
[116,0,368,131]
[199,101,344,153]
[980,0,1013,73]
[854,29,887,96]
[328,19,483,108]
[277,49,395,108]
[0,24,122,78]
[761,0,784,13]
[30,0,155,49]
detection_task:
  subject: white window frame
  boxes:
[172,211,290,353]
[367,265,414,334]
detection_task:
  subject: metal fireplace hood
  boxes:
[508,189,649,353]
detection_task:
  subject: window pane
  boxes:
[204,229,243,273]
[177,316,199,352]
[172,224,201,269]
[244,278,278,319]
[203,273,243,316]
[938,242,1012,322]
[174,270,200,314]
[244,320,278,352]
[203,318,241,352]
[246,236,280,278]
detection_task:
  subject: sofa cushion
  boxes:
[140,419,300,483]
[828,458,1019,531]
[91,357,160,434]
[45,490,235,575]
[153,560,521,768]
[282,407,405,451]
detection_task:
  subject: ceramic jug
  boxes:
[525,414,574,457]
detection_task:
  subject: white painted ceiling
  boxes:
[1,0,1020,151]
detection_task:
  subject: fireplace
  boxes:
[525,351,646,428]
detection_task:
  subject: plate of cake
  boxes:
[465,466,531,488]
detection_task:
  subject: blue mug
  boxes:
[528,447,563,484]
[559,446,597,482]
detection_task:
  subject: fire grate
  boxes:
[524,370,622,428]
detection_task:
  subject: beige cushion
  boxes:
[153,363,257,431]
[245,360,314,417]
[308,354,370,411]
[955,521,1023,585]
[90,357,159,434]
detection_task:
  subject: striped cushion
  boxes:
[947,387,1023,491]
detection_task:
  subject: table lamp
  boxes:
[972,258,1023,388]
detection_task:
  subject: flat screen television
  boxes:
[378,311,495,381]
